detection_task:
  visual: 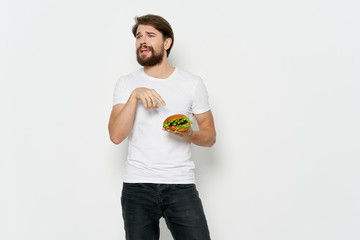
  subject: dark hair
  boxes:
[132,14,174,57]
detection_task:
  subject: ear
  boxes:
[164,38,172,50]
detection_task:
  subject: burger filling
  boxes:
[163,116,193,130]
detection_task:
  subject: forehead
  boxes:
[136,24,161,35]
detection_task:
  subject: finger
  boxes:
[151,90,166,106]
[140,97,148,110]
[145,97,153,109]
[149,96,159,108]
[163,128,173,133]
[145,92,158,109]
[145,96,156,109]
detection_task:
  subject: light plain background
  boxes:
[1,0,359,239]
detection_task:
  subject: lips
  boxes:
[139,46,151,55]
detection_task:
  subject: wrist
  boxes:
[185,129,194,141]
[129,91,138,102]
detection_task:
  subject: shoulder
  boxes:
[176,68,202,81]
[114,69,145,90]
[175,68,204,88]
[117,69,143,83]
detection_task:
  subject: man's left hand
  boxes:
[163,127,193,141]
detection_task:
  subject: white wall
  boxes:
[1,0,359,239]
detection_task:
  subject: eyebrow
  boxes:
[136,31,157,36]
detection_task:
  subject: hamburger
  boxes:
[163,114,193,132]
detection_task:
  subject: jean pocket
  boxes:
[175,184,196,189]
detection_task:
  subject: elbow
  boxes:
[207,137,216,147]
[211,138,216,147]
[205,130,216,147]
[109,133,125,145]
[108,125,127,145]
[110,137,121,145]
[109,127,121,144]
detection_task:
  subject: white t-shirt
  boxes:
[113,68,210,183]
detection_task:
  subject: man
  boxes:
[108,14,216,240]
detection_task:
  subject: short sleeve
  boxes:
[191,78,211,114]
[113,78,129,106]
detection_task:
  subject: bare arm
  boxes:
[108,101,136,145]
[163,110,216,147]
[108,88,165,144]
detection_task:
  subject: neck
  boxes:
[143,58,175,79]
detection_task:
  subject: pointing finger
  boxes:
[151,90,166,106]
[140,97,148,110]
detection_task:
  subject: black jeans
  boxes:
[121,183,211,240]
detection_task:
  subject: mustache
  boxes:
[136,45,154,54]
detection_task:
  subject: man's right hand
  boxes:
[131,87,166,110]
[108,87,166,144]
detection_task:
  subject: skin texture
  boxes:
[108,24,216,147]
[162,111,216,147]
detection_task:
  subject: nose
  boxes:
[139,37,146,44]
[138,35,148,45]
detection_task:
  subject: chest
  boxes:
[135,80,193,115]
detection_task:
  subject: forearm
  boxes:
[186,128,216,147]
[108,95,137,144]
[109,87,166,144]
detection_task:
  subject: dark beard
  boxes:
[136,46,164,67]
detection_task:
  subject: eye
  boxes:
[136,35,142,39]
